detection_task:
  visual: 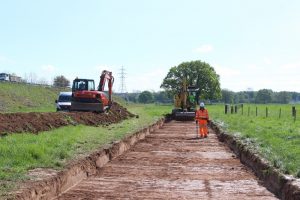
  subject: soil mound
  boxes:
[0,102,135,135]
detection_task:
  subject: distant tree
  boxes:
[245,89,255,103]
[127,93,139,103]
[154,91,172,103]
[53,75,70,88]
[255,89,273,104]
[235,91,248,103]
[275,91,292,104]
[138,91,154,104]
[233,94,240,104]
[160,60,221,102]
[290,92,300,103]
[221,89,234,104]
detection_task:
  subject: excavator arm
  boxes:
[98,70,114,106]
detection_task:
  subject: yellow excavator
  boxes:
[172,78,199,120]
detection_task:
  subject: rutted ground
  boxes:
[56,121,277,200]
[0,102,135,135]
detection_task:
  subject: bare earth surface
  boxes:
[57,121,278,200]
[0,102,134,135]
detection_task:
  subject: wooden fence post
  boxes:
[279,108,281,119]
[266,107,268,118]
[292,106,296,117]
[234,105,238,113]
[241,104,244,115]
[231,106,234,114]
[225,104,228,114]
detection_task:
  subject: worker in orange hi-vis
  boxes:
[195,102,210,138]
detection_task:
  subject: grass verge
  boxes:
[0,82,67,113]
[208,104,300,177]
[0,104,172,195]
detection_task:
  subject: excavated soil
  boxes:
[56,121,278,200]
[0,102,135,135]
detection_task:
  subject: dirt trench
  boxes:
[0,102,135,135]
[56,121,277,200]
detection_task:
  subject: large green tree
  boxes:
[160,60,221,101]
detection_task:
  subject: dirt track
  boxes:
[56,121,277,200]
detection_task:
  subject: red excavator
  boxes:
[70,70,114,112]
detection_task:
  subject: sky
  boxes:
[0,0,300,92]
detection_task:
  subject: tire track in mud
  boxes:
[57,121,278,200]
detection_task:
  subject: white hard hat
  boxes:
[200,102,205,107]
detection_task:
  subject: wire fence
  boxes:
[224,104,297,122]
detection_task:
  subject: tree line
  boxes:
[121,89,300,105]
[125,91,173,104]
[222,89,300,104]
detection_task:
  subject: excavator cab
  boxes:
[72,79,95,91]
[186,86,198,110]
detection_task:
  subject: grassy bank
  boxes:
[0,104,172,195]
[208,104,300,177]
[0,82,67,113]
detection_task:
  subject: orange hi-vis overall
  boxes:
[195,109,209,137]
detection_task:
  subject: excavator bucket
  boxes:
[172,109,195,121]
[70,101,104,112]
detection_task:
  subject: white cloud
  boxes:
[213,64,240,77]
[280,61,300,70]
[195,44,213,53]
[263,57,272,65]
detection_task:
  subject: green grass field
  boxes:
[207,104,300,177]
[0,82,67,113]
[0,104,172,195]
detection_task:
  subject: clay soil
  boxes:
[0,102,135,135]
[57,121,278,200]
